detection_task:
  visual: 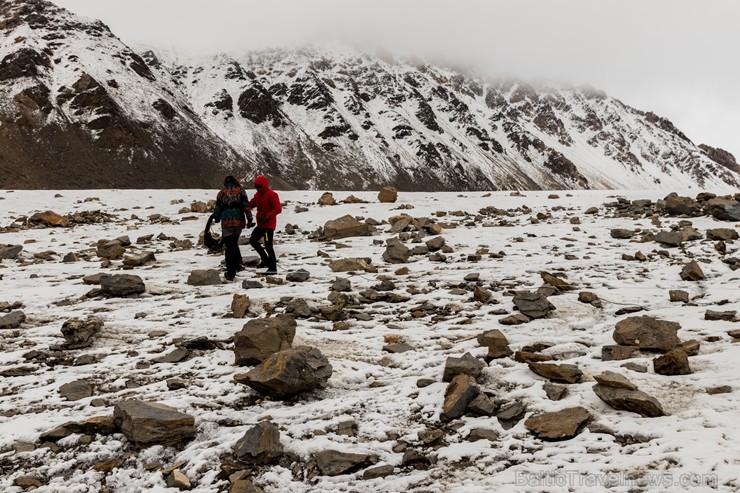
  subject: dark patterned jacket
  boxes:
[212,176,252,229]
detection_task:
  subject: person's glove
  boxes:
[210,212,220,223]
[247,220,255,228]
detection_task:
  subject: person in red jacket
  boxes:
[247,175,282,275]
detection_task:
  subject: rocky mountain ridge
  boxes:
[1,0,738,191]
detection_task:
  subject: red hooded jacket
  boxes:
[248,175,282,230]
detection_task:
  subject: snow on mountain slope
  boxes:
[0,0,250,189]
[1,0,738,191]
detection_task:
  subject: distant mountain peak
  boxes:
[1,1,737,190]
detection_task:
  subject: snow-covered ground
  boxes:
[1,188,739,492]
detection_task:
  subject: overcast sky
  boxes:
[55,0,740,158]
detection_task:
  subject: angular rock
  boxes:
[233,314,296,365]
[0,310,26,330]
[601,345,638,361]
[664,194,701,216]
[167,470,191,490]
[0,244,23,259]
[525,406,591,440]
[100,274,145,296]
[362,464,394,480]
[706,198,740,221]
[680,260,705,281]
[59,379,93,401]
[329,258,370,272]
[593,371,637,390]
[442,352,485,382]
[113,400,196,447]
[705,309,736,321]
[331,277,352,292]
[318,192,336,206]
[592,384,665,417]
[467,393,496,415]
[528,362,583,384]
[186,269,222,286]
[654,231,683,247]
[286,269,310,282]
[234,346,332,399]
[382,238,410,264]
[425,236,445,252]
[706,228,739,241]
[513,291,554,319]
[153,347,190,364]
[315,450,375,476]
[477,329,512,360]
[383,342,415,353]
[499,313,530,325]
[613,316,681,352]
[30,210,70,227]
[378,186,398,203]
[61,316,103,348]
[611,228,636,239]
[233,421,284,464]
[123,251,156,267]
[543,382,568,401]
[231,294,251,318]
[323,215,373,240]
[440,374,479,421]
[653,349,692,375]
[669,290,689,303]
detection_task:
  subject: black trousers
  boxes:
[222,227,242,277]
[249,228,276,268]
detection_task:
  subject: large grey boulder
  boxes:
[100,274,145,296]
[233,314,296,365]
[234,346,332,399]
[706,198,740,221]
[613,316,681,352]
[113,400,196,447]
[233,421,284,464]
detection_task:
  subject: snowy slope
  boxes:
[1,188,739,492]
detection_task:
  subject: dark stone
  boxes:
[613,316,681,352]
[441,374,478,421]
[100,274,145,296]
[113,399,196,447]
[442,352,485,382]
[525,406,591,440]
[653,349,692,375]
[592,384,665,417]
[234,346,332,399]
[233,314,296,365]
[233,421,283,464]
[314,450,375,476]
[528,362,583,383]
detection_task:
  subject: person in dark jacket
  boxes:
[247,175,282,275]
[211,176,254,281]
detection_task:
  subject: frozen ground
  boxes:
[0,189,739,492]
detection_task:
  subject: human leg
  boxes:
[249,227,269,266]
[263,229,277,274]
[222,227,242,279]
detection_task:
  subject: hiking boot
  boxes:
[256,261,268,269]
[225,272,236,281]
[263,266,278,275]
